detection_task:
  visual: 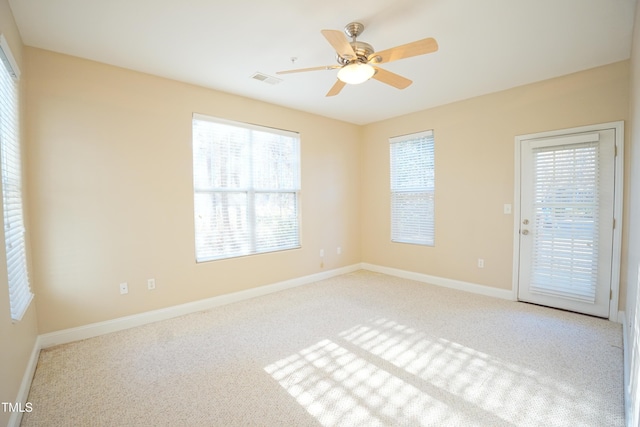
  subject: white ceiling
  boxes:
[8,0,638,125]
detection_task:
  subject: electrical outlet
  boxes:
[477,259,485,268]
[320,249,325,257]
[337,247,342,255]
[119,282,128,295]
[147,278,156,290]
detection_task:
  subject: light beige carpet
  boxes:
[22,270,624,426]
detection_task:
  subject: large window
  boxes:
[192,114,301,262]
[0,35,32,321]
[390,130,435,246]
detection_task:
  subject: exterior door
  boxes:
[517,128,616,318]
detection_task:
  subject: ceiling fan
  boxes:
[276,22,438,97]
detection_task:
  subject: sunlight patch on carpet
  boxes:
[265,317,608,426]
[265,338,458,426]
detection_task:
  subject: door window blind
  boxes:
[0,35,32,321]
[390,130,435,246]
[192,114,300,262]
[530,141,600,303]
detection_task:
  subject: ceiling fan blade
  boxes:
[326,80,346,97]
[372,67,412,89]
[276,65,340,75]
[321,29,357,60]
[369,37,438,64]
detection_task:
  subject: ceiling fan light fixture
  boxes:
[337,62,375,85]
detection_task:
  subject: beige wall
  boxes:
[361,61,629,296]
[0,0,39,425]
[25,47,362,334]
[625,0,640,424]
[26,49,632,336]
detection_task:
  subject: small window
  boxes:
[192,114,301,262]
[390,130,435,246]
[0,35,33,321]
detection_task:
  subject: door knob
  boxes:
[522,219,529,225]
[522,229,529,235]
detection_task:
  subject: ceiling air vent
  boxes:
[251,72,282,85]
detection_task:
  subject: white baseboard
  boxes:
[617,310,625,325]
[39,263,361,349]
[361,263,515,300]
[621,310,631,427]
[8,335,41,427]
[38,263,514,349]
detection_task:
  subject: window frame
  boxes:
[192,113,301,263]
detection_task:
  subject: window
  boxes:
[390,130,435,246]
[0,35,32,321]
[192,114,301,262]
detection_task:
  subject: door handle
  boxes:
[522,229,529,235]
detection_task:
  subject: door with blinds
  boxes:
[517,128,616,318]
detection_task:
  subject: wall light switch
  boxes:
[320,249,325,257]
[119,282,128,295]
[504,204,512,214]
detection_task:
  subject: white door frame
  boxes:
[512,121,624,321]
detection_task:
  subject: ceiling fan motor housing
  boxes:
[336,22,375,65]
[336,41,375,65]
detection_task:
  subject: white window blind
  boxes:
[530,141,600,303]
[192,114,301,262]
[0,35,32,321]
[390,130,435,246]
